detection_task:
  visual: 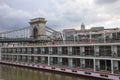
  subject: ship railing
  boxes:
[47,38,120,45]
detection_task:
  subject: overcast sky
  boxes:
[0,0,120,32]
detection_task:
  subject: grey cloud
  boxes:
[95,0,118,5]
[0,0,120,32]
[0,3,32,32]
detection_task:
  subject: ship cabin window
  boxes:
[22,48,26,54]
[8,48,12,53]
[3,55,6,60]
[52,57,58,65]
[6,55,9,60]
[6,48,8,53]
[73,58,80,67]
[38,47,41,54]
[18,55,22,61]
[6,55,8,60]
[84,46,94,56]
[17,48,22,53]
[44,47,48,54]
[37,56,41,62]
[10,48,13,53]
[3,55,5,60]
[22,56,26,62]
[9,55,12,60]
[99,46,111,57]
[45,57,48,64]
[62,47,68,55]
[72,46,80,55]
[58,47,62,55]
[100,60,111,71]
[41,47,45,54]
[117,32,120,40]
[118,61,120,72]
[62,58,68,66]
[52,47,57,55]
[1,48,5,53]
[41,57,47,64]
[1,48,3,53]
[13,48,16,53]
[33,47,38,54]
[49,47,52,54]
[112,32,117,40]
[117,46,120,57]
[24,56,28,62]
[5,55,8,60]
[28,56,34,62]
[34,56,38,63]
[13,55,17,61]
[7,48,10,53]
[1,55,5,60]
[113,32,120,40]
[4,55,7,60]
[27,47,33,54]
[85,59,94,69]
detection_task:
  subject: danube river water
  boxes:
[0,64,96,80]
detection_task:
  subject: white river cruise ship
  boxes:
[0,18,120,80]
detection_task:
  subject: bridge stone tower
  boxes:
[29,18,47,40]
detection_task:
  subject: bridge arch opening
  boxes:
[33,27,38,39]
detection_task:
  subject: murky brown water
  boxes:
[0,64,96,80]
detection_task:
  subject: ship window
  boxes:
[73,58,80,67]
[17,48,21,53]
[45,47,48,54]
[99,46,111,56]
[49,47,52,54]
[58,47,62,55]
[100,60,111,71]
[34,48,38,51]
[117,32,120,39]
[5,48,7,53]
[62,58,68,66]
[72,46,80,55]
[85,59,94,68]
[62,47,68,55]
[27,48,33,54]
[13,48,16,53]
[38,48,41,54]
[117,46,120,57]
[41,47,45,54]
[52,57,58,64]
[52,47,57,54]
[22,48,26,53]
[33,47,38,54]
[28,48,32,51]
[8,48,12,53]
[1,48,5,53]
[84,46,94,56]
[18,48,21,51]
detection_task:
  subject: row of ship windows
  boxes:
[1,55,118,72]
[2,46,120,56]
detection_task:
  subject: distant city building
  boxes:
[81,23,85,31]
[51,23,120,42]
